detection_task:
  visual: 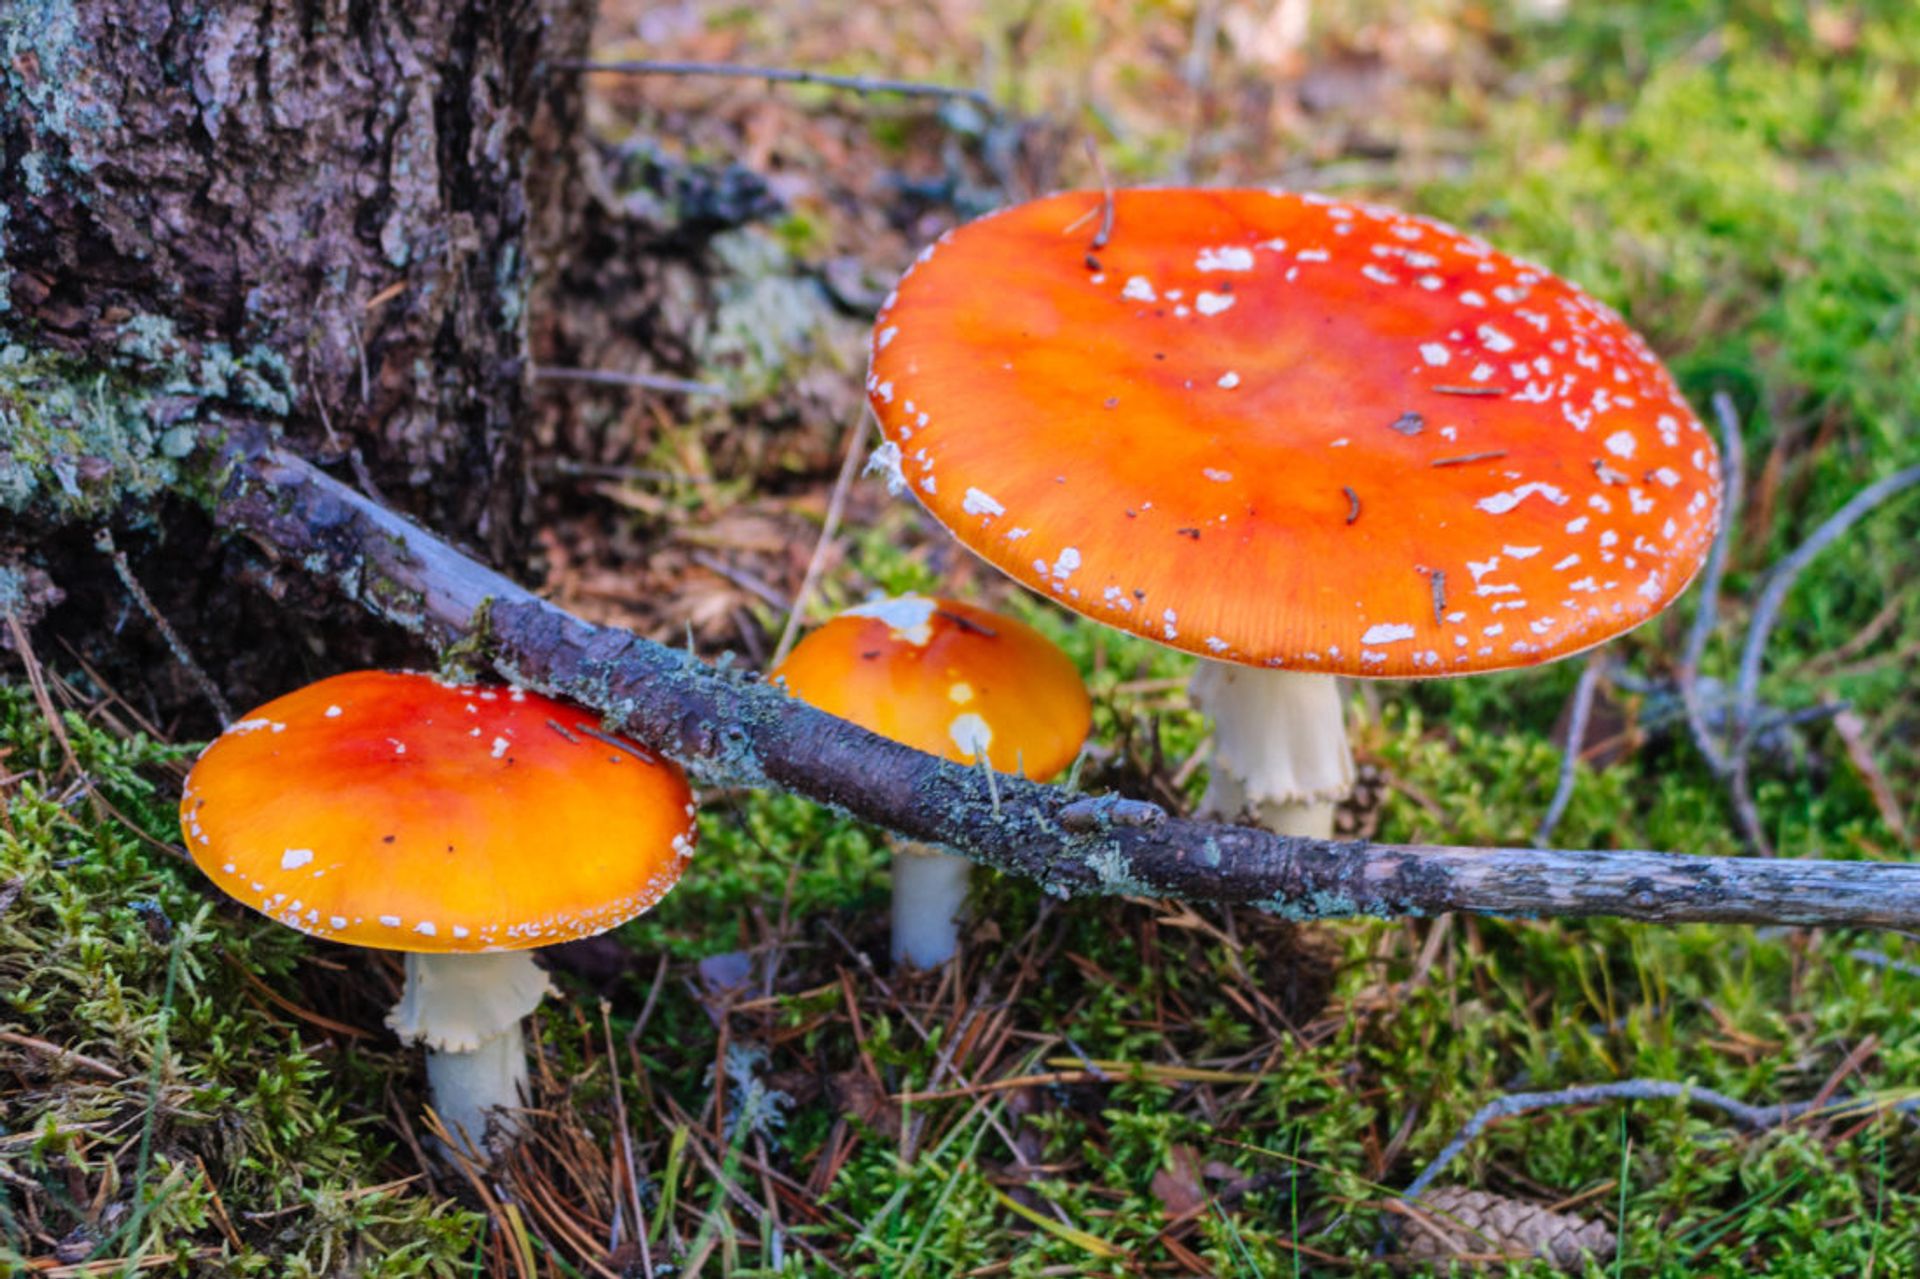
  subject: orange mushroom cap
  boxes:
[180,671,695,953]
[867,188,1720,678]
[772,595,1090,781]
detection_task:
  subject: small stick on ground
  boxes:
[1083,138,1116,263]
[556,59,995,114]
[533,364,730,399]
[1734,459,1920,730]
[1399,1078,1920,1204]
[94,528,233,725]
[772,411,869,666]
[1679,392,1747,779]
[1727,454,1920,853]
[0,1029,127,1080]
[1534,654,1605,847]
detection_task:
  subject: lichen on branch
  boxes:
[210,425,1920,931]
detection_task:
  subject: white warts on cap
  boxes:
[1195,246,1255,271]
[845,593,938,645]
[1475,482,1569,515]
[281,848,314,870]
[948,713,993,758]
[962,487,1006,518]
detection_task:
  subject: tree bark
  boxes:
[1,0,593,709]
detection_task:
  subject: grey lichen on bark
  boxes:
[1,0,594,710]
[3,0,594,546]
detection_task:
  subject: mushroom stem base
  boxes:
[426,1028,530,1156]
[892,842,970,969]
[1190,661,1354,840]
[388,951,553,1156]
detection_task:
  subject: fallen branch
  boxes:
[555,59,996,113]
[1399,1078,1919,1203]
[209,428,1920,928]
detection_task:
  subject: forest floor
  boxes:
[5,1,1920,1275]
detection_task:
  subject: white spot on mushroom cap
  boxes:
[1420,343,1450,367]
[949,682,974,705]
[864,440,907,496]
[845,594,939,645]
[948,713,993,758]
[1362,622,1416,645]
[1196,246,1255,271]
[1195,291,1235,316]
[1122,276,1157,303]
[1217,371,1241,389]
[1475,482,1569,515]
[1605,430,1637,459]
[324,705,342,718]
[281,848,314,871]
[962,487,1005,518]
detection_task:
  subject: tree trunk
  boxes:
[1,0,593,716]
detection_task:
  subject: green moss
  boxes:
[0,343,183,522]
[0,686,483,1273]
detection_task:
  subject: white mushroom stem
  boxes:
[892,842,971,969]
[1189,660,1355,839]
[386,950,554,1155]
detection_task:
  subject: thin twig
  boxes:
[689,551,789,611]
[556,59,995,113]
[771,411,869,666]
[1728,457,1920,853]
[1735,460,1920,729]
[532,364,730,399]
[1082,139,1115,263]
[1533,653,1604,847]
[94,528,233,724]
[0,1029,127,1080]
[1679,392,1746,778]
[600,999,648,1272]
[1401,1079,1920,1203]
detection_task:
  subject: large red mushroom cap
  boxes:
[867,188,1720,678]
[180,671,696,953]
[771,595,1090,781]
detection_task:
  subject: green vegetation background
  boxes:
[4,1,1917,1274]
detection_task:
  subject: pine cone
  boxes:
[1398,1186,1616,1271]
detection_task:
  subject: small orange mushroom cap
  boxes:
[180,671,695,953]
[866,188,1720,678]
[772,595,1090,781]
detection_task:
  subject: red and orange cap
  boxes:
[866,188,1719,678]
[772,595,1090,781]
[180,671,695,953]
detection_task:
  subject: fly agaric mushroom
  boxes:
[772,595,1089,966]
[179,670,695,1154]
[866,188,1719,836]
